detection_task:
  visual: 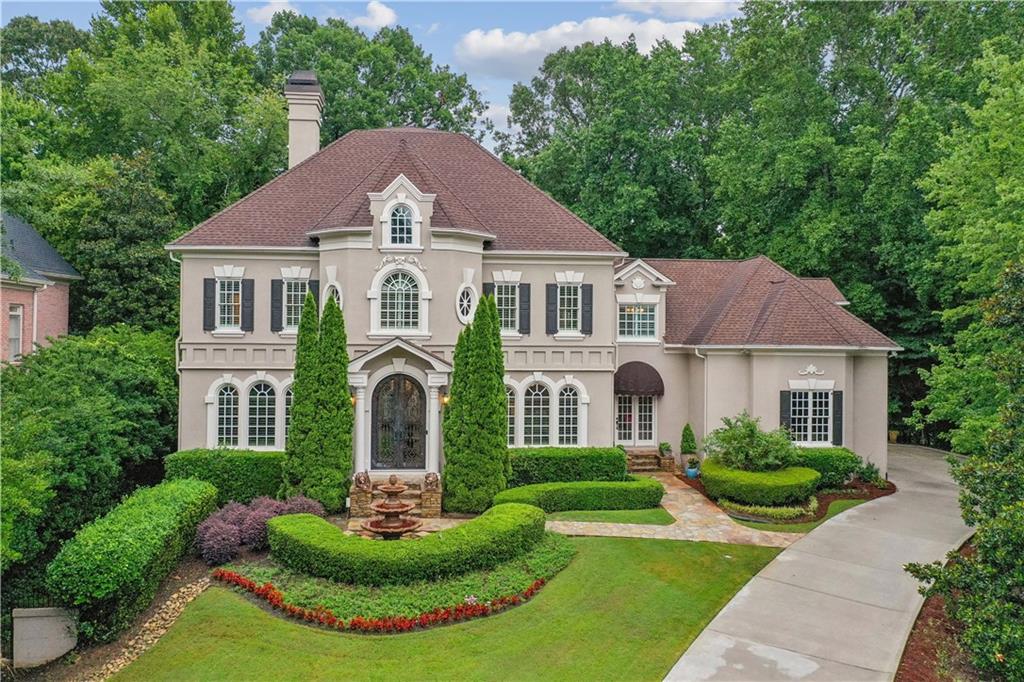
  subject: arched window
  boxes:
[523,384,550,446]
[506,385,516,446]
[217,385,239,446]
[389,205,414,245]
[324,285,342,311]
[380,271,419,329]
[284,387,294,441]
[248,382,276,447]
[558,386,579,445]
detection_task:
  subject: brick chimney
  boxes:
[283,71,325,169]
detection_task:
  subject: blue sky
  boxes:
[2,1,739,134]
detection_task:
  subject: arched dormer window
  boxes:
[380,271,419,330]
[389,205,414,246]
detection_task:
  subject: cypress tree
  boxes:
[305,297,353,511]
[442,295,508,512]
[282,292,320,497]
[681,423,697,454]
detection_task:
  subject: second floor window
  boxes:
[618,304,656,338]
[284,280,307,329]
[389,205,413,245]
[558,284,580,332]
[496,284,518,331]
[8,304,23,361]
[217,279,241,328]
[380,271,419,329]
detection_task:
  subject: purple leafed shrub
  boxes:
[197,495,325,564]
[285,495,326,517]
[198,520,241,565]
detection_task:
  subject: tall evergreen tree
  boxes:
[282,292,319,497]
[442,296,508,512]
[306,297,353,511]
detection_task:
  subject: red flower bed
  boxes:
[211,568,547,634]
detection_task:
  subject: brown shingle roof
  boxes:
[172,128,622,253]
[800,277,849,305]
[640,256,899,349]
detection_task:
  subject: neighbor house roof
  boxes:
[637,256,899,349]
[2,212,80,283]
[171,128,623,253]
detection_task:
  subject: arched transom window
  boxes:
[217,385,239,446]
[284,387,294,441]
[558,386,579,445]
[248,382,276,446]
[389,205,414,245]
[380,271,419,329]
[523,383,550,446]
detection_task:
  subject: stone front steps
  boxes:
[627,448,676,473]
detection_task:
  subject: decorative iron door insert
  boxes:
[371,374,426,470]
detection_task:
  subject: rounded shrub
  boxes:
[268,503,546,585]
[492,477,664,512]
[508,447,628,486]
[284,495,327,517]
[701,458,820,506]
[197,519,241,565]
[794,447,863,489]
[165,449,285,504]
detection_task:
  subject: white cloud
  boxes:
[246,1,300,25]
[351,1,398,31]
[482,103,512,131]
[426,22,441,35]
[614,1,740,21]
[455,15,700,80]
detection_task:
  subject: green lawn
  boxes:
[734,498,867,533]
[547,507,676,525]
[116,537,778,682]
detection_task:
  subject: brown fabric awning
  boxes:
[614,361,664,396]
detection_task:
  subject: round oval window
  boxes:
[456,286,475,323]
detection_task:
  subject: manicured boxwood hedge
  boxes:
[165,449,285,504]
[491,477,664,512]
[794,447,862,489]
[701,458,820,506]
[508,447,628,486]
[46,480,217,642]
[268,503,545,585]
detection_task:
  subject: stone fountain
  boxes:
[360,475,423,540]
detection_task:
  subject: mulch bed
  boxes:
[895,543,980,682]
[676,473,896,524]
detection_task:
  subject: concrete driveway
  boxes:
[666,445,972,681]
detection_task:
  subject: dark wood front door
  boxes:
[371,374,426,470]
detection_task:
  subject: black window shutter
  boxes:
[241,279,255,332]
[483,282,495,298]
[780,391,792,431]
[270,280,283,332]
[203,278,216,331]
[309,279,319,305]
[518,283,531,335]
[832,391,844,445]
[545,283,558,335]
[581,283,594,335]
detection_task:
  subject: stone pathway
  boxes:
[666,445,972,681]
[546,473,799,548]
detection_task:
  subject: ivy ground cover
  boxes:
[116,537,778,681]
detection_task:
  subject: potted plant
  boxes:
[685,456,701,479]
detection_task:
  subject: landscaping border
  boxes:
[212,569,547,634]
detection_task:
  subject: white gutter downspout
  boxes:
[694,346,708,443]
[169,251,183,449]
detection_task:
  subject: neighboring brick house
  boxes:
[1,213,80,362]
[168,72,900,479]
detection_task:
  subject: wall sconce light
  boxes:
[440,388,450,406]
[350,394,357,406]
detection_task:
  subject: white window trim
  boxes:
[788,387,835,447]
[494,282,520,336]
[455,283,478,324]
[503,373,589,447]
[366,262,432,338]
[614,394,658,447]
[281,276,310,334]
[553,270,585,339]
[204,373,290,450]
[616,294,659,343]
[8,304,24,361]
[380,197,424,251]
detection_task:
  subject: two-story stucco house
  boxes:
[169,72,900,480]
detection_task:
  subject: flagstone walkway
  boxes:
[545,473,800,548]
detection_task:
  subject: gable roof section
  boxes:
[172,128,623,253]
[644,256,899,349]
[2,212,80,282]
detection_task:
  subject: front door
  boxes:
[371,374,426,470]
[615,394,656,446]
